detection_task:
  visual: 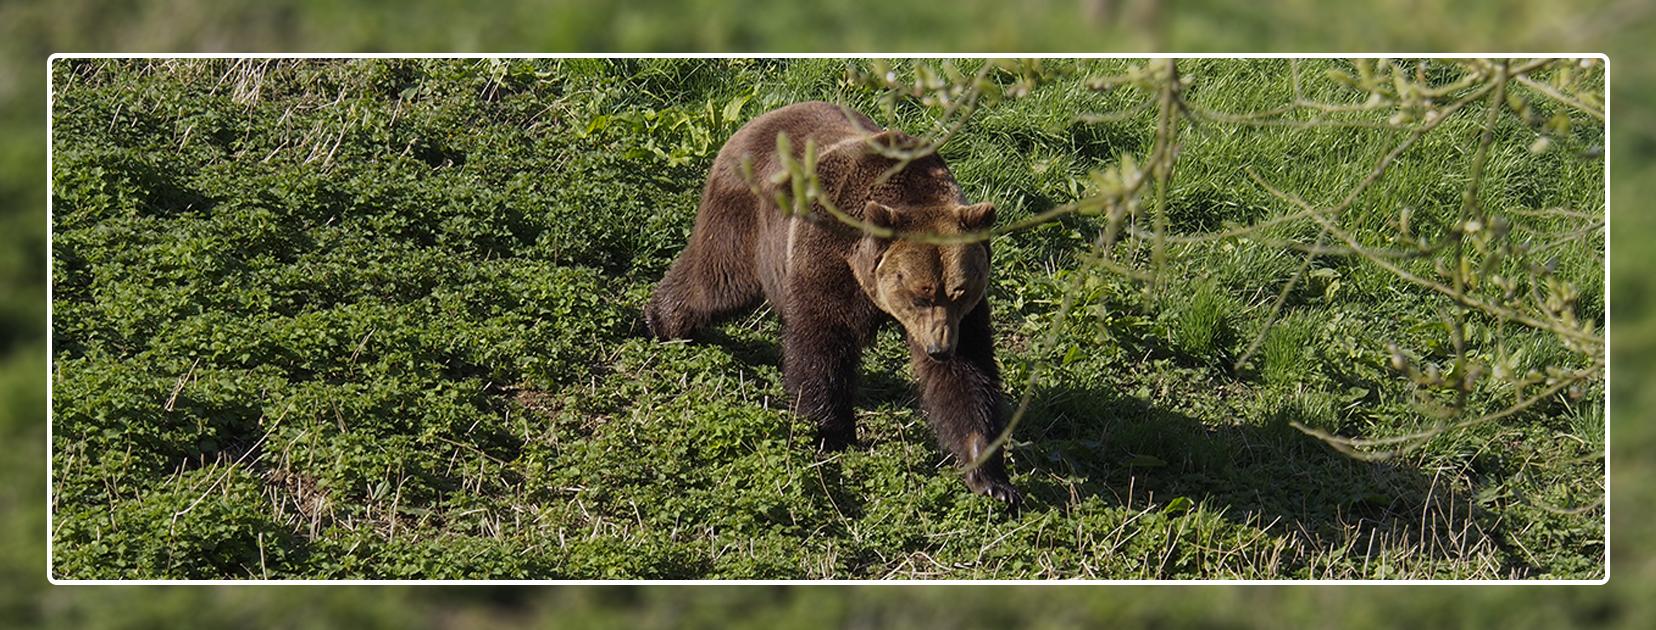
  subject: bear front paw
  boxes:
[983,480,1022,507]
[966,470,1022,508]
[816,426,857,452]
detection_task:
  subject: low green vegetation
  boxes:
[50,58,1603,579]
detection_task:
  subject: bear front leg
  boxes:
[910,301,1021,507]
[782,309,864,452]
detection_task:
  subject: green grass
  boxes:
[48,57,1603,580]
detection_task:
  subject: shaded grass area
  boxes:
[49,58,1602,579]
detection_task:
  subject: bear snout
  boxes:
[925,343,954,361]
[919,318,958,361]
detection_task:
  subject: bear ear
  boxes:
[863,200,899,234]
[866,129,918,153]
[957,202,996,231]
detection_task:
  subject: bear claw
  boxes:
[981,480,1022,508]
[966,470,1022,508]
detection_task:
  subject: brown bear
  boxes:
[644,101,1020,506]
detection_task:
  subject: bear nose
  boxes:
[926,345,954,361]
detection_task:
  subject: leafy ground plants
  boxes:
[49,58,1604,580]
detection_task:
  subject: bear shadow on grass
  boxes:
[1008,383,1536,576]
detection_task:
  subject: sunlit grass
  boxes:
[47,57,1603,580]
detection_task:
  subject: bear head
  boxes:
[849,198,996,361]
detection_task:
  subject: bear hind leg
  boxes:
[645,244,761,340]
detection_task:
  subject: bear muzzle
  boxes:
[925,343,955,362]
[919,320,957,361]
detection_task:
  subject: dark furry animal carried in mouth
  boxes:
[645,101,1019,506]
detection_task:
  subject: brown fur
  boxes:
[644,101,1019,506]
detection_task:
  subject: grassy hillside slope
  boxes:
[49,58,1603,580]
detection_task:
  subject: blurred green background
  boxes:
[2,0,1647,626]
